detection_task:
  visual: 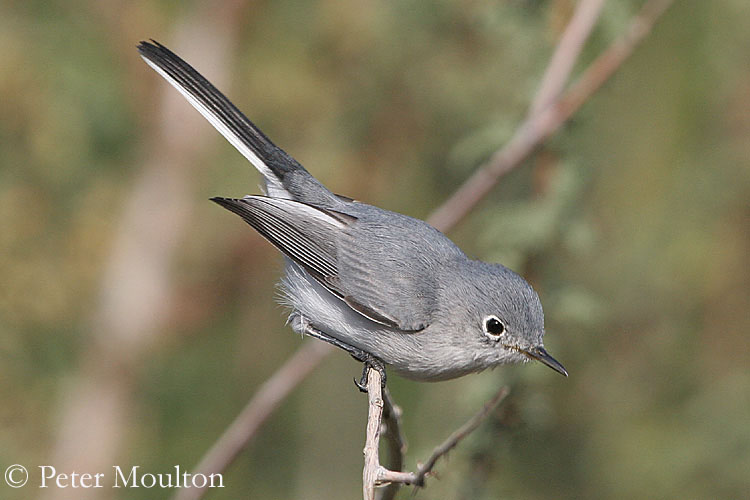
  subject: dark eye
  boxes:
[483,315,505,340]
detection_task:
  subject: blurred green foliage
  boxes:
[1,1,749,499]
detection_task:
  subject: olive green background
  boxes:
[1,1,748,499]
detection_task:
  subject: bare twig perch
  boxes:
[362,369,385,500]
[379,388,407,500]
[393,386,510,488]
[362,369,510,498]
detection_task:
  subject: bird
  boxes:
[137,40,567,386]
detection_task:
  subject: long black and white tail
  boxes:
[138,40,335,205]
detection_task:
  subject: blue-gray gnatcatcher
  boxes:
[138,40,567,384]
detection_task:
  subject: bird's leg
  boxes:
[304,323,386,392]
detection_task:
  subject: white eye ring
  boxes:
[482,315,505,341]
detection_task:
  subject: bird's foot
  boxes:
[353,354,387,393]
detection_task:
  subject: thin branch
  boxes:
[555,0,675,124]
[427,0,675,233]
[412,386,510,486]
[374,386,510,489]
[530,0,607,116]
[172,341,332,500]
[378,388,407,500]
[178,2,676,498]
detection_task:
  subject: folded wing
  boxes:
[212,196,427,329]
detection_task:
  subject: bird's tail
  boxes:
[138,40,335,205]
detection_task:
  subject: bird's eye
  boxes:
[483,315,505,340]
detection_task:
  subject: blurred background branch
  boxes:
[172,340,331,500]
[529,0,606,116]
[427,0,675,232]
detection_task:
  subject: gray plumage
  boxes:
[138,40,567,381]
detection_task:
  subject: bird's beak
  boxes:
[523,346,568,377]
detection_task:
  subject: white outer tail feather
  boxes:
[140,55,290,199]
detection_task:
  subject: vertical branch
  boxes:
[362,369,385,500]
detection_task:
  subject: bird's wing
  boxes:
[335,209,451,333]
[211,196,435,331]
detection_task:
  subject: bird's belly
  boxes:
[278,262,480,381]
